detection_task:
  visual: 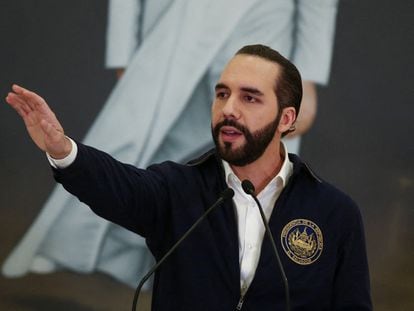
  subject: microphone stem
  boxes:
[132,197,225,311]
[250,195,290,311]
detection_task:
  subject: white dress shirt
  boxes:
[222,143,293,294]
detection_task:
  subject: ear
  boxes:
[277,107,296,133]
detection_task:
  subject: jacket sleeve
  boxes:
[105,0,141,68]
[292,0,339,85]
[52,142,170,239]
[332,201,373,310]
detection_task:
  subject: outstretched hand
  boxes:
[5,84,72,159]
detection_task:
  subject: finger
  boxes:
[12,84,49,113]
[10,85,38,110]
[6,94,34,118]
[7,93,43,129]
[11,84,26,94]
[11,84,36,97]
[6,98,28,118]
[6,92,33,112]
[6,93,29,118]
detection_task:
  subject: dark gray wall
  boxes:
[0,1,413,310]
[301,1,414,309]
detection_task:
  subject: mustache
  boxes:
[213,119,249,136]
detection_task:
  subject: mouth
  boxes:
[220,126,243,142]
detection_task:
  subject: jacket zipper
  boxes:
[236,284,248,310]
[236,294,245,310]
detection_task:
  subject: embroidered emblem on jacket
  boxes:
[281,219,323,265]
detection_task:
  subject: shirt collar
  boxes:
[222,142,293,193]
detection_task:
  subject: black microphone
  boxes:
[131,188,235,311]
[241,180,290,311]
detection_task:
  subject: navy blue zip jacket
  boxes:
[53,143,372,310]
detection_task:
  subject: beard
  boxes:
[211,113,281,167]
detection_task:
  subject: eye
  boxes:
[216,91,229,99]
[244,95,257,103]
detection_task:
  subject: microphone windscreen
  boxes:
[221,188,235,200]
[241,180,255,195]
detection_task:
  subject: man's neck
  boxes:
[230,142,284,195]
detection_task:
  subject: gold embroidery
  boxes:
[281,219,323,265]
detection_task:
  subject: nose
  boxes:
[221,95,240,119]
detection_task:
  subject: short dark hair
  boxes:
[236,44,303,135]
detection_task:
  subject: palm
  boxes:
[6,84,69,157]
[25,107,62,150]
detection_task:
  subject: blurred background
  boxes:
[0,0,413,310]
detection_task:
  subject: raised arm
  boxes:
[5,84,72,159]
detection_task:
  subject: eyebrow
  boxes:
[240,86,264,96]
[215,83,264,96]
[215,83,229,91]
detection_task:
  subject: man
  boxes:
[5,45,371,310]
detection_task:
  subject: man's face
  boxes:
[211,54,281,166]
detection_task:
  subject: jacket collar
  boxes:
[187,148,322,184]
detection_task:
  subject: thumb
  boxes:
[40,119,70,158]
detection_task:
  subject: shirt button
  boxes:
[248,244,253,249]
